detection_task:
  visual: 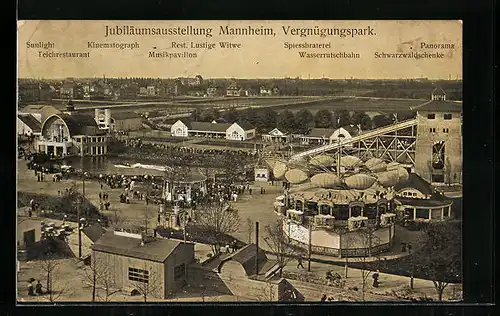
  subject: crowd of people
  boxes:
[117,139,258,168]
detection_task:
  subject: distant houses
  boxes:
[18,80,53,104]
[170,120,256,140]
[94,109,144,132]
[226,82,248,97]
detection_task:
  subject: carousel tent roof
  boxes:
[364,158,387,172]
[375,170,400,187]
[309,154,337,167]
[343,173,376,190]
[285,168,309,184]
[340,155,363,168]
[310,173,343,188]
[272,161,288,180]
[386,162,401,171]
[396,167,410,182]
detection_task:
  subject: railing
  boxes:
[290,118,418,160]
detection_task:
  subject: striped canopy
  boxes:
[364,158,387,172]
[310,173,343,188]
[272,161,288,180]
[285,168,309,184]
[343,173,376,190]
[309,154,337,167]
[340,155,363,168]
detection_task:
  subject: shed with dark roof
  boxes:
[91,231,195,298]
[217,243,276,277]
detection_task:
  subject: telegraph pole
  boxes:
[308,223,312,272]
[78,176,84,259]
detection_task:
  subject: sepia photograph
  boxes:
[16,20,463,303]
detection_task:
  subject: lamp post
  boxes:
[308,221,313,272]
[337,134,345,177]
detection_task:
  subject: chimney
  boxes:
[255,221,259,275]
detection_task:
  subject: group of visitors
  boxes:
[27,280,44,296]
[118,139,257,169]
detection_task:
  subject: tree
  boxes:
[351,111,366,126]
[414,221,461,301]
[277,110,296,134]
[39,250,71,302]
[256,108,278,132]
[294,109,314,134]
[239,108,258,126]
[314,109,333,128]
[82,254,118,302]
[199,109,220,122]
[372,114,392,128]
[343,227,381,301]
[190,108,203,121]
[222,108,240,123]
[263,220,302,277]
[130,263,162,302]
[334,109,351,127]
[360,115,373,131]
[197,201,241,255]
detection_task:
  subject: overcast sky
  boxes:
[18,20,462,80]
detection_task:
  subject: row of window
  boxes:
[402,192,418,197]
[427,113,453,120]
[127,264,186,284]
[75,136,106,143]
[128,267,149,283]
[430,128,450,133]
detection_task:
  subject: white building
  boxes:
[261,128,290,143]
[329,125,359,144]
[226,122,256,141]
[300,128,336,145]
[38,112,108,157]
[171,120,255,140]
[170,120,190,137]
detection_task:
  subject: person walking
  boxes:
[372,270,380,288]
[297,255,304,269]
[407,243,412,254]
[35,280,43,295]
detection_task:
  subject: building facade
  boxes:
[412,89,462,185]
[38,111,108,157]
[92,231,195,299]
[226,122,256,140]
[171,120,255,140]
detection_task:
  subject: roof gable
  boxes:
[233,121,255,130]
[18,114,41,132]
[92,231,183,262]
[394,173,434,195]
[410,100,462,113]
[82,223,106,242]
[220,243,268,276]
[190,121,231,132]
[268,128,285,136]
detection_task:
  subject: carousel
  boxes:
[271,154,407,258]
